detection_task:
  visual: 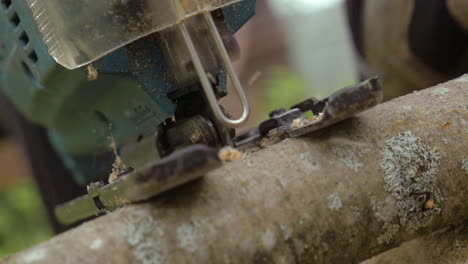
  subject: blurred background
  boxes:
[1,0,467,258]
[222,0,358,129]
[0,130,51,257]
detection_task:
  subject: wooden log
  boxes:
[3,75,468,264]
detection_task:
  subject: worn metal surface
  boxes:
[288,77,382,137]
[3,76,467,264]
[55,145,221,225]
[235,77,382,147]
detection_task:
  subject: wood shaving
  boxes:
[308,112,324,122]
[309,115,319,121]
[108,133,127,183]
[207,72,217,84]
[248,71,262,87]
[109,156,126,183]
[291,118,308,129]
[218,147,244,162]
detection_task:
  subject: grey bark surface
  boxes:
[3,76,468,264]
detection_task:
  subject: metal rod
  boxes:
[178,13,250,128]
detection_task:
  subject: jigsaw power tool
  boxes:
[0,0,383,227]
[0,0,256,223]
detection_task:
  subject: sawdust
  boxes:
[291,118,307,129]
[207,72,217,84]
[109,156,126,183]
[308,114,320,122]
[291,113,323,130]
[108,133,127,183]
[87,64,99,81]
[218,146,244,162]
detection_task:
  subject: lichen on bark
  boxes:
[380,131,443,231]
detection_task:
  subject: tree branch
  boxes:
[4,76,468,264]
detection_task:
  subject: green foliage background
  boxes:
[262,66,310,117]
[0,181,52,258]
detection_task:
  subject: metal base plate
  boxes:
[55,145,221,225]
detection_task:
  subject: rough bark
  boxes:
[3,76,468,264]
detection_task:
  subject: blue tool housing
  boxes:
[0,0,256,184]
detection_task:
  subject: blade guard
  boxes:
[26,0,242,69]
